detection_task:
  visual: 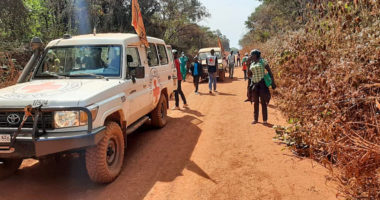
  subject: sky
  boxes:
[198,0,261,49]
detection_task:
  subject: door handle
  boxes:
[129,90,137,94]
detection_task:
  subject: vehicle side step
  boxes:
[126,116,149,135]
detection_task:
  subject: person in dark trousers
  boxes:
[227,51,235,79]
[172,51,188,110]
[247,49,276,125]
[190,56,203,95]
[207,49,218,94]
[237,52,241,67]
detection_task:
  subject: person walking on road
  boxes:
[242,52,249,81]
[227,51,235,79]
[173,51,188,110]
[207,49,218,94]
[248,49,276,125]
[179,52,189,82]
[190,56,203,95]
[236,52,241,67]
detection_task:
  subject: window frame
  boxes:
[146,43,160,67]
[157,44,169,65]
[125,46,143,79]
[32,45,123,80]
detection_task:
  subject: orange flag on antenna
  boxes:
[218,37,225,55]
[132,0,149,47]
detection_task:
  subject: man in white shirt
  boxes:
[206,49,218,94]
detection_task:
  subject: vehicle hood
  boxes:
[0,79,123,108]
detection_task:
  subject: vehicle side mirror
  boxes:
[129,66,144,84]
[127,55,133,63]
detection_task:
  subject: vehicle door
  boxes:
[124,46,150,124]
[145,43,168,109]
[156,44,173,95]
[166,45,177,90]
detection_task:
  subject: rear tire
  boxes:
[85,122,124,183]
[218,70,225,82]
[0,158,22,179]
[151,94,168,128]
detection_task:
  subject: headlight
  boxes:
[54,107,98,128]
[54,111,80,128]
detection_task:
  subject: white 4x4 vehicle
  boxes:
[0,33,175,183]
[198,47,227,81]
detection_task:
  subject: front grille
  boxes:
[0,111,54,130]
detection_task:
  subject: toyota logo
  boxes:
[7,114,21,125]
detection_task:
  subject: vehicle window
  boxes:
[146,43,159,67]
[34,45,122,78]
[167,46,173,62]
[157,44,169,65]
[198,51,222,60]
[126,47,143,79]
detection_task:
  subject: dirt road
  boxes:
[0,72,338,200]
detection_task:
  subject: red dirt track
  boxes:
[0,72,338,200]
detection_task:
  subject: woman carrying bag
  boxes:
[247,49,276,125]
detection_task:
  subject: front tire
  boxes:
[85,122,125,184]
[151,94,168,128]
[218,69,225,82]
[0,158,22,179]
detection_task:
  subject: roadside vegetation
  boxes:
[240,0,379,199]
[0,0,230,88]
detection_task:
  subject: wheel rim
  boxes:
[106,138,117,166]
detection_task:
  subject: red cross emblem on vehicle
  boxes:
[21,82,63,93]
[153,79,160,103]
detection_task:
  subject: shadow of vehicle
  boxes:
[0,115,206,200]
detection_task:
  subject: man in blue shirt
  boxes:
[190,56,203,94]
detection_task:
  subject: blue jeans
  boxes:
[208,72,217,91]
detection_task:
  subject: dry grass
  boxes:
[242,1,380,199]
[0,52,21,89]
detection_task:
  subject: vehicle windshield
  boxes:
[34,45,122,79]
[198,51,221,60]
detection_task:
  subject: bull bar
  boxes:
[0,106,106,158]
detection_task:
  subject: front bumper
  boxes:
[0,127,105,158]
[0,106,105,159]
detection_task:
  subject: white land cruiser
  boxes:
[0,33,175,183]
[198,47,227,81]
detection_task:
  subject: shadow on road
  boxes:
[181,107,204,117]
[0,115,207,200]
[217,92,236,96]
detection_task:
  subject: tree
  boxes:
[241,0,309,44]
[0,0,230,58]
[0,0,29,42]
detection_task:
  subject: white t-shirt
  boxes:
[228,54,235,64]
[207,55,217,66]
